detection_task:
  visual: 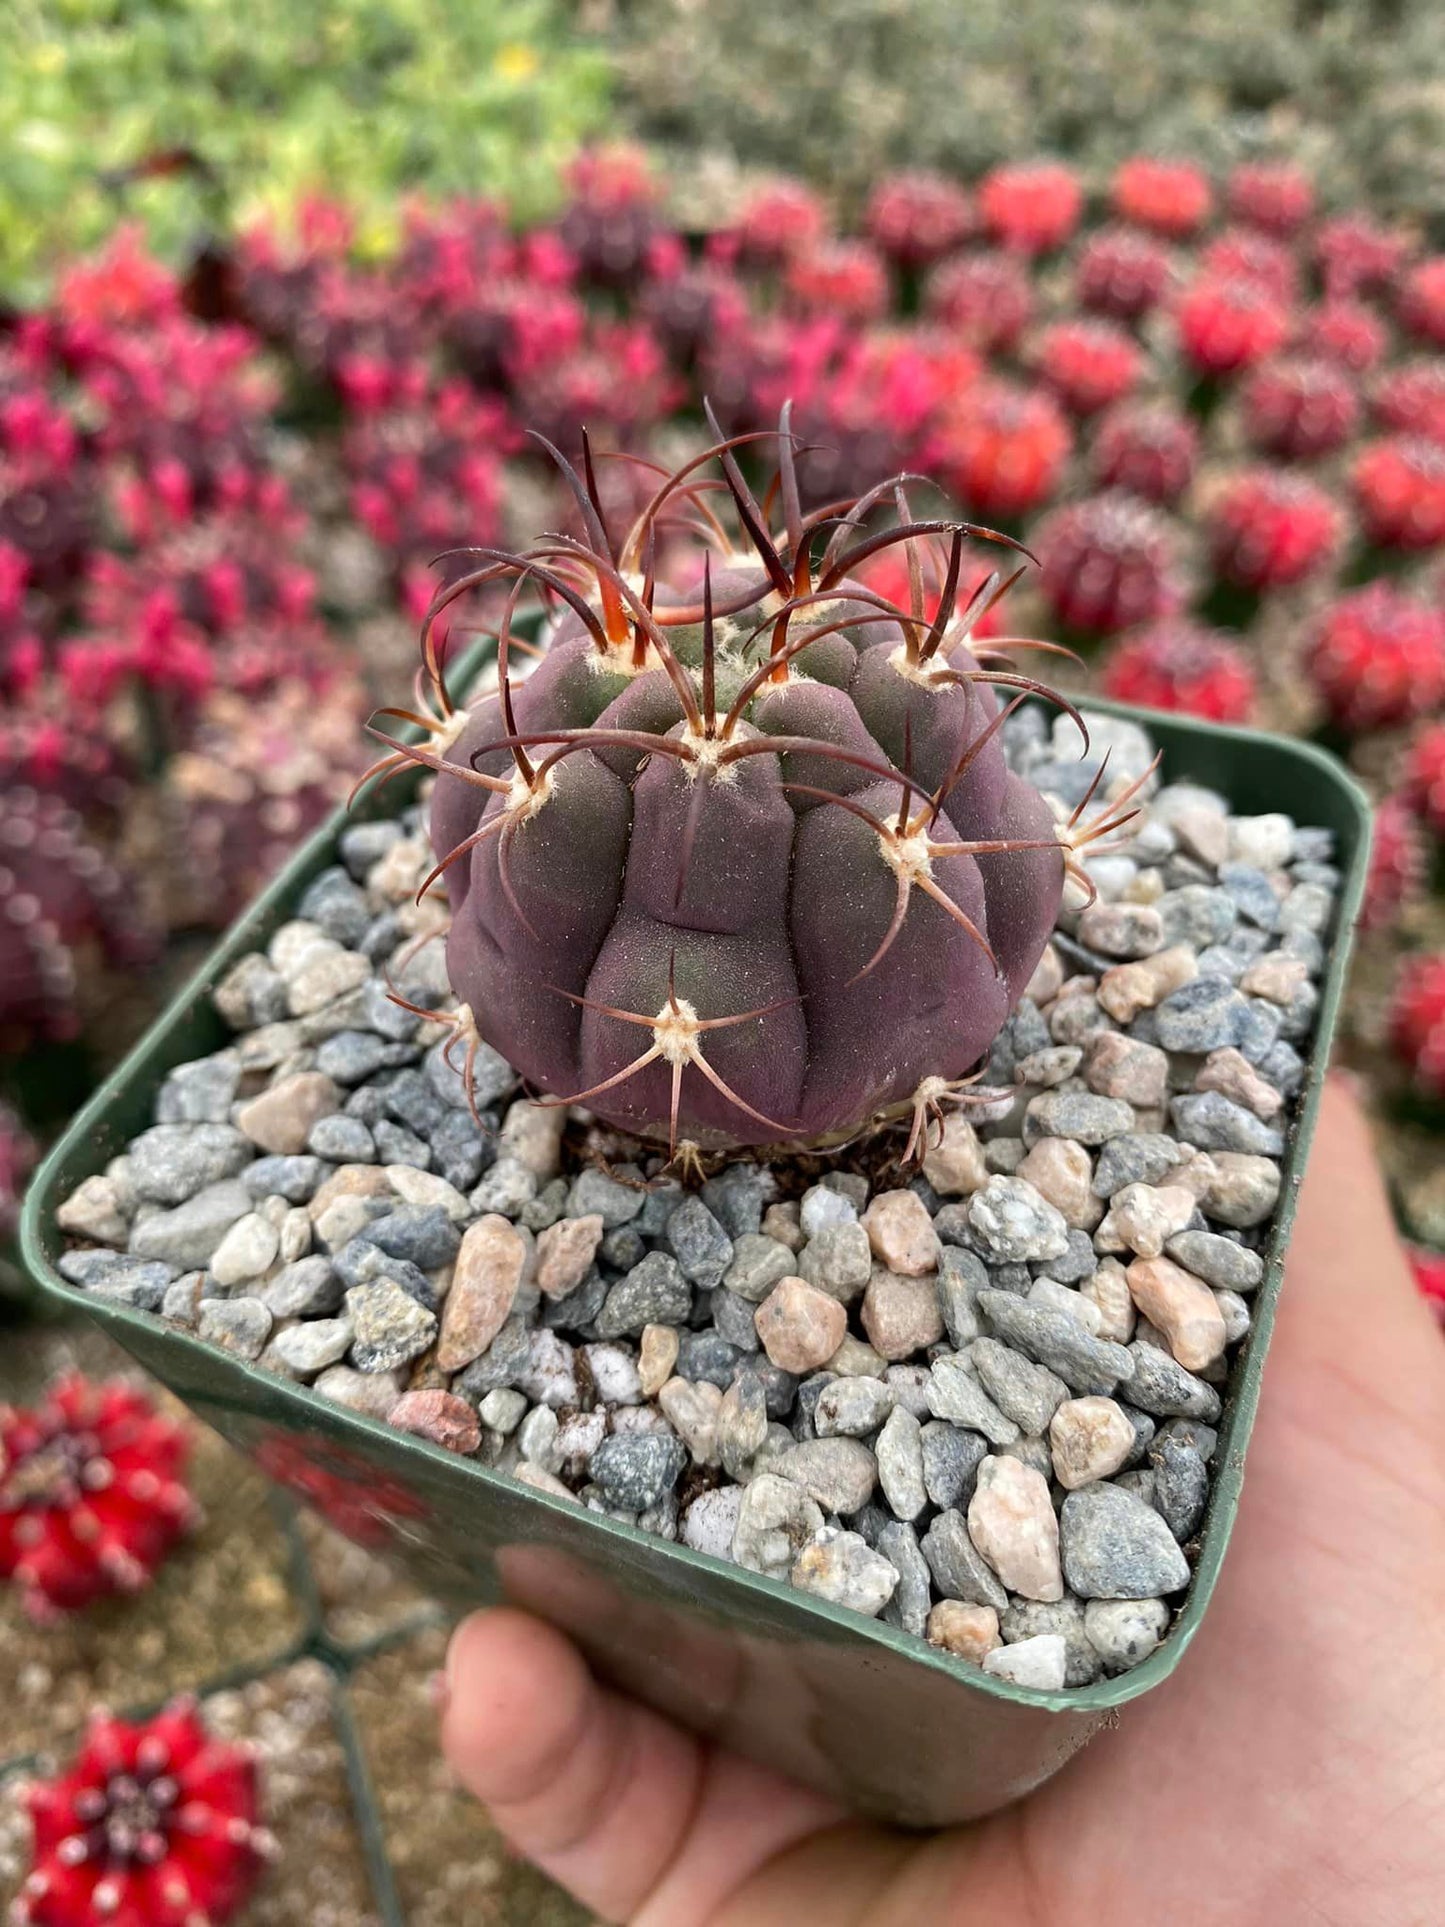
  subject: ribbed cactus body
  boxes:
[408,425,1080,1153]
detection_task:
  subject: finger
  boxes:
[441,1608,845,1924]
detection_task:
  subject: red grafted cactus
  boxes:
[1315,214,1410,300]
[1088,400,1199,505]
[1033,318,1143,418]
[1352,438,1445,551]
[1111,158,1212,238]
[1391,952,1445,1096]
[14,1696,272,1927]
[1176,275,1290,377]
[1199,228,1298,302]
[721,179,829,269]
[374,416,1123,1155]
[0,1377,196,1620]
[1035,492,1189,637]
[784,240,890,322]
[1206,468,1345,589]
[1404,722,1445,838]
[978,161,1082,255]
[1361,795,1426,932]
[1101,620,1256,722]
[1241,356,1361,462]
[1306,586,1445,731]
[1397,257,1445,348]
[932,380,1073,519]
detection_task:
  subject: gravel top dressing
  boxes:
[53,703,1337,1694]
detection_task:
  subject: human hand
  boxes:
[439,1078,1445,1925]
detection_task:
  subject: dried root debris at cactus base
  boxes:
[51,699,1339,1692]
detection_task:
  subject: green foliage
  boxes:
[0,0,610,298]
[609,0,1445,228]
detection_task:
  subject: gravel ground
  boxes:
[51,702,1338,1693]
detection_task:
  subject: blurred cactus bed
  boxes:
[0,0,1444,1915]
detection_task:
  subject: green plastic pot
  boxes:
[20,670,1371,1828]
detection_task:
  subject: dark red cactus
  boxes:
[1315,213,1410,301]
[0,1377,196,1620]
[1297,299,1389,374]
[784,241,890,322]
[14,1695,271,1926]
[1110,158,1212,238]
[721,179,829,269]
[925,250,1034,352]
[1199,228,1298,302]
[375,417,1115,1154]
[1226,162,1314,236]
[1088,400,1198,504]
[1241,355,1361,462]
[559,144,664,290]
[1101,620,1256,722]
[1035,492,1189,637]
[0,787,155,1045]
[1372,361,1445,446]
[1073,225,1176,323]
[864,172,975,268]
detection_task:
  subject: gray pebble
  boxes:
[426,1036,514,1112]
[63,1254,175,1310]
[1039,1228,1098,1286]
[775,1437,878,1514]
[339,819,403,879]
[362,1204,461,1271]
[926,1354,1020,1443]
[308,1115,377,1163]
[815,1377,895,1437]
[382,1070,450,1141]
[1165,1230,1265,1293]
[937,1246,989,1345]
[1122,1343,1222,1420]
[675,1329,743,1389]
[317,1030,417,1085]
[1150,1435,1210,1540]
[1024,1091,1136,1146]
[373,1120,432,1169]
[128,1179,253,1269]
[1061,1481,1192,1597]
[875,1405,928,1521]
[702,1164,777,1239]
[731,1472,825,1579]
[1092,1134,1186,1198]
[970,1337,1068,1434]
[299,867,372,946]
[128,1124,253,1205]
[266,1316,354,1378]
[345,1278,438,1371]
[260,1255,343,1319]
[567,1168,645,1228]
[711,1285,763,1352]
[1157,885,1236,949]
[921,1421,987,1510]
[197,1296,273,1361]
[978,1291,1134,1396]
[1153,978,1251,1053]
[797,1222,873,1302]
[243,1156,331,1204]
[1170,1092,1284,1155]
[214,953,290,1029]
[589,1433,685,1503]
[920,1508,1008,1611]
[722,1232,794,1303]
[595,1252,692,1338]
[667,1197,734,1288]
[878,1521,933,1637]
[157,1053,241,1125]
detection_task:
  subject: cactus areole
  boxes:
[371,409,1133,1158]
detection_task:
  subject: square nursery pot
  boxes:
[20,667,1371,1830]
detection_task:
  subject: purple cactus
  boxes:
[370,413,1130,1156]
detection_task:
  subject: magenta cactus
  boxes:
[370,417,1126,1155]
